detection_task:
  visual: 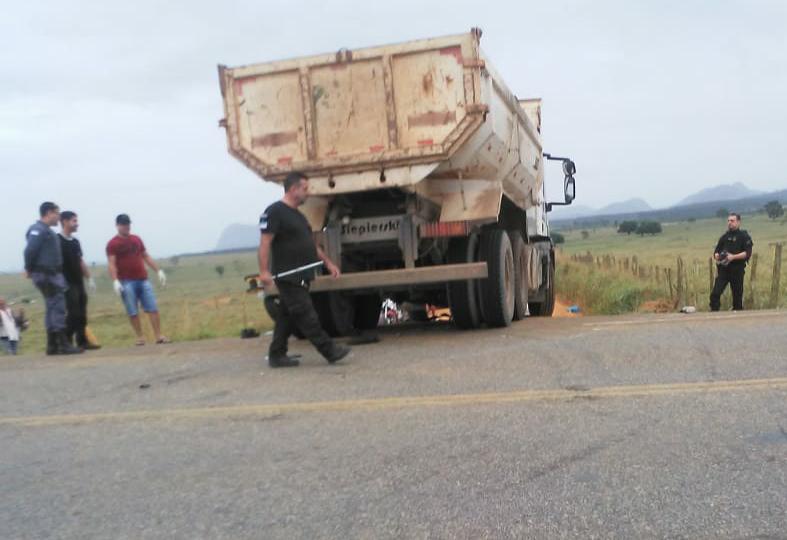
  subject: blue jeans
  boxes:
[120,279,158,316]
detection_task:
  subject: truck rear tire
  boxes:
[353,294,382,331]
[479,229,515,327]
[528,253,555,317]
[509,232,529,321]
[313,292,355,337]
[447,234,482,329]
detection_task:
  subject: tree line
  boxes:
[617,220,663,236]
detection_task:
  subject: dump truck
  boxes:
[218,28,576,335]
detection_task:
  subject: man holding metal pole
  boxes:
[258,171,350,368]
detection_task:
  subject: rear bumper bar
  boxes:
[250,262,488,296]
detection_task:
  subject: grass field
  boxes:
[555,213,786,314]
[2,214,784,354]
[0,251,271,355]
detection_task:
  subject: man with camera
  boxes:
[710,213,753,311]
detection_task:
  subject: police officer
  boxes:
[710,212,753,311]
[24,202,82,355]
[258,171,350,368]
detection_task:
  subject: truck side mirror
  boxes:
[543,153,577,210]
[564,176,576,204]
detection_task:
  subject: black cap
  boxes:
[116,214,131,225]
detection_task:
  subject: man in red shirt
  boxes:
[106,214,170,345]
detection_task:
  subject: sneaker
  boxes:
[268,355,300,368]
[326,344,351,364]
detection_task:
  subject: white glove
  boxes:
[158,269,167,287]
[113,279,124,296]
[86,277,97,294]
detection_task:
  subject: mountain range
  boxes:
[551,182,772,222]
[674,182,764,206]
[551,198,652,220]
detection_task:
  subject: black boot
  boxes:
[325,344,351,364]
[46,332,57,356]
[55,332,83,355]
[268,354,300,368]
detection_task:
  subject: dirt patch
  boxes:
[639,299,673,313]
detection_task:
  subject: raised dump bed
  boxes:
[219,28,544,223]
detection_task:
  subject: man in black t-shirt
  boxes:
[710,212,753,311]
[258,172,350,368]
[59,211,99,349]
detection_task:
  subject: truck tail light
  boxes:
[420,221,469,238]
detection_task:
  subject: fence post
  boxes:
[745,253,758,310]
[676,256,685,307]
[770,243,784,309]
[667,267,674,301]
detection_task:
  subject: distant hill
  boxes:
[552,198,651,220]
[550,204,595,220]
[676,182,763,206]
[597,198,652,215]
[215,223,259,251]
[552,188,787,229]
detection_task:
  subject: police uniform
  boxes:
[260,201,344,364]
[710,228,753,311]
[24,220,81,354]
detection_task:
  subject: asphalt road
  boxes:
[1,310,786,539]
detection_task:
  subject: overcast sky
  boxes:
[2,0,786,271]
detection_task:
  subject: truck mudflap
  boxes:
[247,262,487,296]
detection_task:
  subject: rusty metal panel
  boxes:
[390,47,468,148]
[519,98,542,134]
[219,31,486,182]
[232,71,307,166]
[419,178,502,222]
[310,59,389,157]
[219,29,551,215]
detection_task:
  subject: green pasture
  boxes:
[0,251,272,355]
[555,214,786,313]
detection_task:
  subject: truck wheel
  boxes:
[354,294,382,331]
[528,253,555,317]
[479,229,515,327]
[447,234,482,329]
[313,292,355,337]
[509,231,529,321]
[263,295,305,338]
